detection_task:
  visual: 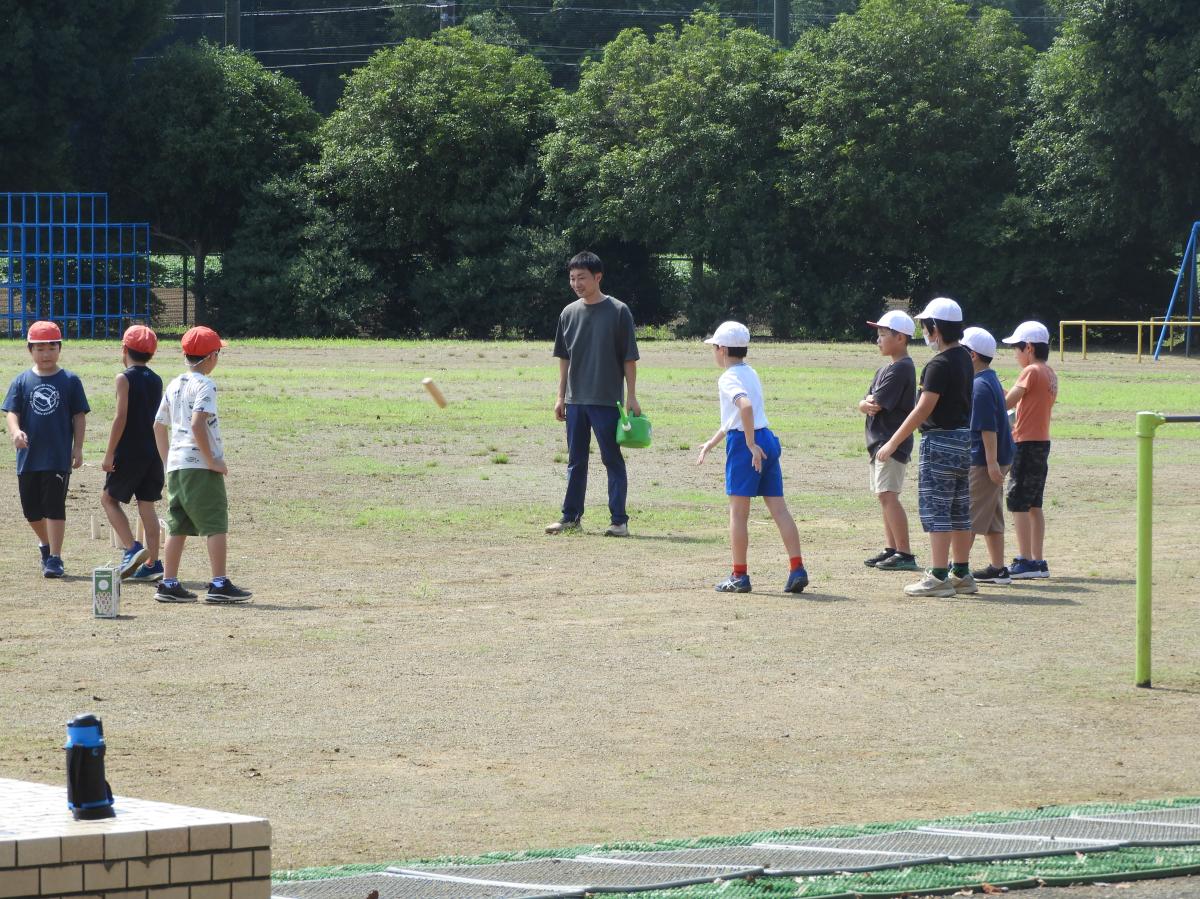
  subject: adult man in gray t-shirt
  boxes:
[547,251,640,536]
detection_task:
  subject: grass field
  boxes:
[1,337,1199,871]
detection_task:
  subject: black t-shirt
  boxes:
[919,345,973,431]
[115,365,163,465]
[865,356,916,462]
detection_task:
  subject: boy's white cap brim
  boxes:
[913,296,963,322]
[961,326,997,358]
[866,309,915,336]
[1002,320,1050,344]
[704,321,751,347]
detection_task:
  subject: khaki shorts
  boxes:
[166,468,229,537]
[869,456,907,495]
[969,463,1011,535]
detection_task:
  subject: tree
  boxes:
[540,14,790,334]
[778,0,1033,329]
[314,28,559,336]
[97,42,321,323]
[0,0,169,188]
[1016,0,1200,319]
[207,177,384,337]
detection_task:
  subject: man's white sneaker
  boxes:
[904,572,957,598]
[545,518,581,535]
[604,522,629,537]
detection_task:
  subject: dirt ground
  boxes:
[1,340,1198,872]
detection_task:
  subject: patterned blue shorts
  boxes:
[917,429,971,533]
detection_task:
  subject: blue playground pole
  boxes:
[1154,221,1200,360]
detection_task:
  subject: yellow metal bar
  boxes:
[1082,321,1087,359]
[1059,321,1064,363]
[1138,321,1143,362]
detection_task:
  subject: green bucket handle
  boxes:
[616,402,652,449]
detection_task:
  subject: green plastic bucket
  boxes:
[616,402,652,449]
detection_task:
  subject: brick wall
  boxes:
[0,779,270,899]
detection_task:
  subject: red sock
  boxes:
[790,556,804,570]
[732,564,748,576]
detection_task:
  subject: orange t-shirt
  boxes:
[1012,361,1058,442]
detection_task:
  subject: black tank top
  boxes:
[115,365,163,464]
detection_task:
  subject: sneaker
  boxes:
[128,560,165,582]
[784,567,809,593]
[876,552,920,571]
[205,580,253,604]
[903,571,956,598]
[604,522,629,537]
[1009,557,1042,579]
[714,573,752,593]
[1038,560,1051,578]
[545,517,581,535]
[119,541,148,579]
[864,548,895,567]
[950,572,978,595]
[155,581,198,603]
[38,543,50,567]
[973,564,1012,585]
[42,555,64,579]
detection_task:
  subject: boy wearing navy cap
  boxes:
[101,324,165,582]
[696,321,808,594]
[153,326,252,604]
[860,309,918,571]
[3,320,90,578]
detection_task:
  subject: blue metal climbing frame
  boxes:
[1,193,151,339]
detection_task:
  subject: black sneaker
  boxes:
[155,581,198,603]
[973,564,1012,585]
[205,581,253,604]
[864,548,895,567]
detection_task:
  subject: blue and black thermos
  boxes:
[64,713,115,819]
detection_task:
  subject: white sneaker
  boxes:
[904,571,957,598]
[545,518,581,535]
[604,522,629,537]
[950,572,978,594]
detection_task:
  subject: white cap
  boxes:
[961,326,997,358]
[913,296,963,322]
[866,309,915,337]
[704,321,751,348]
[1002,320,1050,344]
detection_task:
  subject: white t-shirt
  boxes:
[718,363,770,432]
[155,371,224,472]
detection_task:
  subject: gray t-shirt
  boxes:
[552,295,640,406]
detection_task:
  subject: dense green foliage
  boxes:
[11,0,1200,337]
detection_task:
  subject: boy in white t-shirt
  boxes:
[696,321,808,594]
[152,326,252,604]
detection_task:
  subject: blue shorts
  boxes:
[917,429,971,532]
[726,428,784,497]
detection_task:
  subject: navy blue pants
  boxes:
[562,403,628,525]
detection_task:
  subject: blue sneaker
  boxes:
[43,555,65,579]
[128,560,164,582]
[715,573,752,593]
[119,541,148,578]
[784,567,809,593]
[1009,557,1042,579]
[38,543,50,567]
[1038,560,1050,578]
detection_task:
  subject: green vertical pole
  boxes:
[1135,411,1164,687]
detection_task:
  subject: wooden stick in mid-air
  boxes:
[422,378,448,408]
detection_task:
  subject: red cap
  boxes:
[122,324,158,354]
[181,326,227,357]
[26,321,62,342]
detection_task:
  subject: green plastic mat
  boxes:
[273,797,1200,897]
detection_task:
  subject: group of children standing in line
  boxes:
[696,298,1056,598]
[3,321,251,603]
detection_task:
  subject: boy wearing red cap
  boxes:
[2,320,90,578]
[152,326,252,603]
[101,325,165,582]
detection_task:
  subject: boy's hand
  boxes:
[11,429,28,450]
[210,459,229,475]
[859,396,881,415]
[748,442,765,472]
[101,453,116,473]
[875,442,895,463]
[554,397,566,422]
[988,461,1004,485]
[627,395,641,417]
[71,447,83,469]
[696,442,710,465]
